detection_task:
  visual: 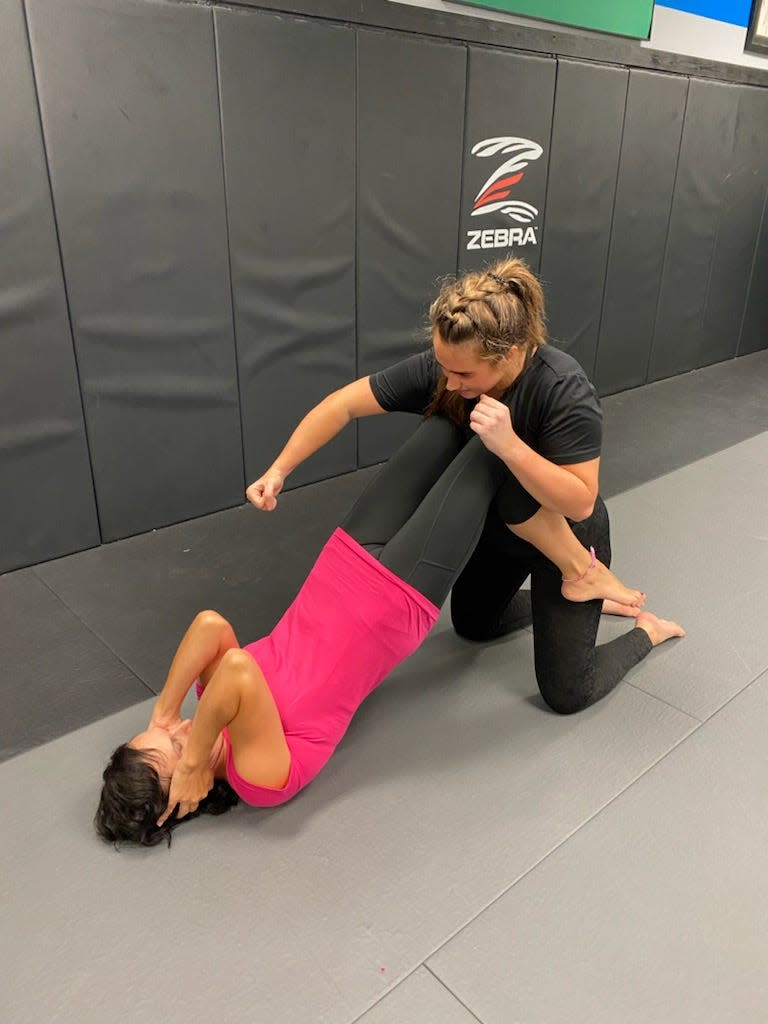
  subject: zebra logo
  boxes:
[471,137,542,225]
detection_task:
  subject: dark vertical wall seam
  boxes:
[645,76,691,384]
[537,56,560,277]
[455,44,471,276]
[699,84,740,362]
[737,184,768,354]
[20,0,103,543]
[212,9,246,493]
[592,69,631,382]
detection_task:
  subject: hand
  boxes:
[469,394,518,459]
[246,468,285,511]
[157,759,214,827]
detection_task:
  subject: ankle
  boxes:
[561,546,596,583]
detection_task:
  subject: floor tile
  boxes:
[428,672,768,1024]
[599,349,768,498]
[604,433,768,720]
[355,967,480,1024]
[0,616,695,1024]
[33,467,377,688]
[0,570,149,760]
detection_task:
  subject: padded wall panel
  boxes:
[540,60,628,378]
[216,9,356,491]
[594,70,688,395]
[0,0,99,573]
[460,48,556,275]
[357,30,466,466]
[701,85,768,366]
[738,190,768,356]
[648,79,741,382]
[26,0,242,542]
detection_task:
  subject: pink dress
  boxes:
[220,528,439,806]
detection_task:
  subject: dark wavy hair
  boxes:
[94,743,239,848]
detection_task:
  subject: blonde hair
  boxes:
[425,256,547,424]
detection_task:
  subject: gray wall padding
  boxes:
[702,85,768,367]
[2,0,766,573]
[356,30,466,466]
[739,190,768,357]
[539,60,629,378]
[459,48,556,276]
[26,0,243,543]
[1,0,99,572]
[648,79,741,382]
[594,70,688,395]
[215,9,357,490]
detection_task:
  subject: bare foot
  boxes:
[561,558,645,608]
[635,610,686,646]
[602,598,640,617]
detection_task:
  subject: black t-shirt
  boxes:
[369,345,603,465]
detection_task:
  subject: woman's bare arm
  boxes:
[157,648,290,825]
[246,376,386,510]
[498,447,599,522]
[469,394,599,521]
[149,611,239,731]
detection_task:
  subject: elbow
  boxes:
[570,497,596,523]
[326,389,356,428]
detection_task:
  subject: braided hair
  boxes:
[425,257,547,425]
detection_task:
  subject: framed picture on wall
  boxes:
[745,0,768,54]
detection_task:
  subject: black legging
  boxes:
[451,498,652,714]
[341,415,507,606]
[343,415,652,715]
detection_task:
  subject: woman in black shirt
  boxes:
[247,258,683,714]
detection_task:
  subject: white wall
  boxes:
[643,4,768,70]
[391,0,768,71]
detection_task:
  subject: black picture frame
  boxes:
[745,0,768,54]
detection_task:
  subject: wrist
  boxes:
[500,436,524,467]
[177,754,204,774]
[180,736,217,773]
[152,699,179,722]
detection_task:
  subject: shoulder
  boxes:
[534,345,591,383]
[515,346,602,463]
[369,350,441,413]
[224,651,291,791]
[528,346,600,407]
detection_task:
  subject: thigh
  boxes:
[450,522,536,639]
[378,434,509,606]
[342,416,466,550]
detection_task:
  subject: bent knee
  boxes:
[194,609,228,630]
[451,610,494,642]
[537,679,592,716]
[542,694,588,716]
[218,647,255,676]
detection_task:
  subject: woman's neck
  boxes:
[493,344,538,397]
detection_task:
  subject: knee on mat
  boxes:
[538,683,591,716]
[451,608,495,642]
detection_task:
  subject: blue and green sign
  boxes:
[454,0,655,38]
